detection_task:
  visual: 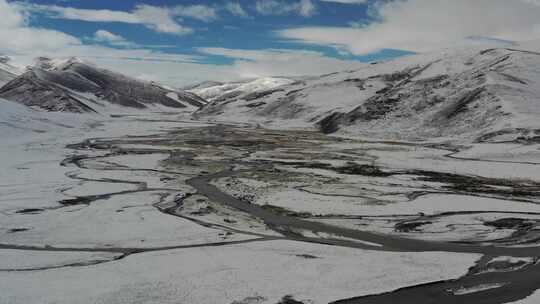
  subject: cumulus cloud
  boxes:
[255,0,316,17]
[279,0,540,55]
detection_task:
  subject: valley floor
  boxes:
[1,111,540,304]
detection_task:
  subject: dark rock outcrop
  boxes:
[0,58,206,113]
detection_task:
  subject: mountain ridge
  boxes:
[0,57,206,113]
[194,46,540,143]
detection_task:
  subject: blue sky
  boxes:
[1,0,539,85]
[23,0,410,64]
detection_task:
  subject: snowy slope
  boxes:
[196,46,540,142]
[189,77,296,102]
[326,47,540,142]
[0,57,207,113]
[0,98,86,137]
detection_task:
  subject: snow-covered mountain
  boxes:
[195,46,540,142]
[0,57,206,113]
[0,56,21,87]
[3,45,540,144]
[188,77,296,103]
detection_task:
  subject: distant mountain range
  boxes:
[0,57,206,113]
[2,43,540,143]
[194,45,540,143]
[187,77,297,103]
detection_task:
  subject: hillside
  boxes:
[195,46,540,143]
[188,77,296,103]
[0,57,206,113]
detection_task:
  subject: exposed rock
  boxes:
[195,47,540,142]
[0,57,206,113]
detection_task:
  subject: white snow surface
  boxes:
[0,250,121,270]
[0,240,480,304]
[0,100,484,304]
[190,77,295,101]
[0,98,86,137]
[0,108,249,249]
[254,188,540,217]
[195,44,540,142]
[2,43,540,303]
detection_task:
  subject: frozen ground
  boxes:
[0,109,500,303]
[0,250,122,271]
[2,44,540,303]
[0,240,480,304]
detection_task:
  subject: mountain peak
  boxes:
[1,57,207,113]
[31,56,86,72]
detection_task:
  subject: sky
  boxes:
[1,0,540,86]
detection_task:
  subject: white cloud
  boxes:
[18,3,198,35]
[197,47,364,78]
[199,47,322,61]
[279,0,540,55]
[0,0,202,83]
[255,0,316,17]
[0,27,80,54]
[93,30,125,43]
[91,30,134,47]
[299,0,316,17]
[225,2,249,18]
[0,0,80,54]
[0,0,364,87]
[173,5,218,22]
[0,0,27,28]
[320,0,367,4]
[133,4,192,35]
[31,6,139,23]
[255,0,285,15]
